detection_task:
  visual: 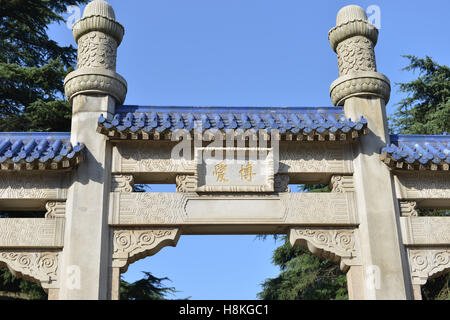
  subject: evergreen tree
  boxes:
[0,0,89,131]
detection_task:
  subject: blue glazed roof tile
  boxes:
[0,132,85,171]
[97,106,368,141]
[382,135,450,171]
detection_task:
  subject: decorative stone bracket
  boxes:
[45,201,66,219]
[112,228,181,273]
[329,175,355,193]
[111,174,135,192]
[0,251,60,290]
[289,228,361,272]
[408,248,450,286]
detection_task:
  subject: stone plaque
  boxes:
[194,147,274,192]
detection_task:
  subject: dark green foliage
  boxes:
[0,0,90,131]
[390,56,450,135]
[0,268,47,300]
[391,56,450,299]
[120,272,176,300]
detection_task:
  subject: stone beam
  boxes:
[394,173,450,208]
[0,173,68,201]
[109,192,359,234]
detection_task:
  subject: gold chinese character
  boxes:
[213,162,229,183]
[240,162,255,182]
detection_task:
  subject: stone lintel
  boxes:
[109,192,359,232]
[400,217,450,246]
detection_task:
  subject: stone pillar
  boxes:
[346,266,365,300]
[60,0,127,300]
[412,284,422,300]
[111,267,121,300]
[329,5,412,299]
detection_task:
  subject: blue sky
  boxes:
[48,1,450,299]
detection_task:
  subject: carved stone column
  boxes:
[329,5,390,106]
[59,0,127,300]
[329,6,412,299]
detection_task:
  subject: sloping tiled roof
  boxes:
[97,106,368,141]
[0,133,85,171]
[381,135,450,171]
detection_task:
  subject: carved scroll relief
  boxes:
[289,228,361,272]
[0,201,65,248]
[112,228,181,273]
[0,251,60,289]
[329,175,354,193]
[0,219,64,248]
[111,174,134,192]
[0,173,68,200]
[399,201,418,217]
[408,249,450,285]
[176,175,197,193]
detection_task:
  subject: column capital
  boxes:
[329,5,390,106]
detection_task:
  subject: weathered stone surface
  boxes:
[194,147,275,192]
[394,173,450,200]
[111,174,134,192]
[0,173,68,200]
[289,228,361,272]
[112,141,354,177]
[329,175,355,193]
[399,201,418,217]
[401,217,450,246]
[64,0,127,104]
